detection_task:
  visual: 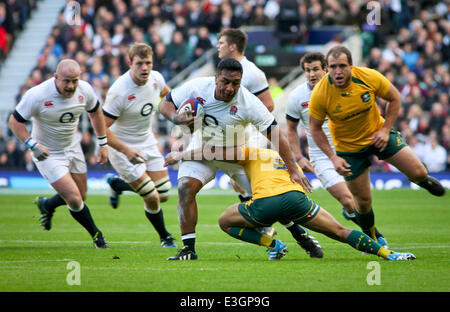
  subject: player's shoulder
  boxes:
[180,76,215,92]
[351,66,383,80]
[77,79,94,90]
[351,66,387,88]
[149,69,164,82]
[23,77,55,100]
[290,81,310,98]
[240,57,262,73]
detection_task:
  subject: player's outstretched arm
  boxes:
[164,146,240,167]
[266,124,312,192]
[370,84,402,152]
[309,115,351,177]
[8,113,49,161]
[159,96,194,127]
[103,115,146,164]
[286,119,314,173]
[88,108,108,165]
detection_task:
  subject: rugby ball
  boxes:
[177,97,205,119]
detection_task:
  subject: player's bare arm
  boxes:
[309,115,351,177]
[88,108,109,165]
[159,96,194,127]
[370,84,402,152]
[257,89,274,112]
[286,119,314,173]
[267,124,312,192]
[8,114,50,161]
[103,115,146,164]
[164,145,241,167]
[160,85,171,98]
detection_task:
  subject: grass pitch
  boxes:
[0,189,449,292]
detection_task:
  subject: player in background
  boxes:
[286,52,387,247]
[102,43,176,248]
[164,145,416,261]
[216,29,320,256]
[8,59,109,248]
[159,58,314,260]
[216,28,275,202]
[309,46,445,243]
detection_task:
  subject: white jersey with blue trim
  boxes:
[15,77,98,151]
[103,70,165,145]
[170,76,274,148]
[286,81,334,158]
[240,56,269,95]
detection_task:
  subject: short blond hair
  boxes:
[128,42,153,62]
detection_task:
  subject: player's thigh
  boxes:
[384,146,428,181]
[302,208,350,242]
[108,146,146,183]
[212,160,251,195]
[311,156,345,189]
[33,151,70,184]
[219,203,255,232]
[345,168,372,210]
[178,160,217,186]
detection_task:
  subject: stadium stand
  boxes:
[0,0,448,174]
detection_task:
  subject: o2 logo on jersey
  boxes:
[59,112,75,123]
[141,103,154,116]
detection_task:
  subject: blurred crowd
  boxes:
[0,0,449,172]
[0,0,38,61]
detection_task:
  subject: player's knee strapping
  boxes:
[154,176,171,195]
[134,177,157,200]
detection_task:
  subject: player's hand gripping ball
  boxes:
[176,97,205,119]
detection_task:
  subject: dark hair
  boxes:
[218,28,247,54]
[300,52,326,70]
[326,46,353,65]
[217,58,243,75]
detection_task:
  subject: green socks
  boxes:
[346,229,389,257]
[228,227,276,248]
[355,208,376,239]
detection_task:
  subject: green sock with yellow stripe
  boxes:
[228,227,276,248]
[346,229,385,256]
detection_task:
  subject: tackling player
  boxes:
[8,59,109,248]
[164,145,416,261]
[217,29,319,256]
[159,58,312,260]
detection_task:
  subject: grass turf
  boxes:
[0,189,449,292]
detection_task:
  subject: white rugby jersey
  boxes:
[240,57,269,95]
[169,76,275,148]
[15,77,99,151]
[103,70,165,145]
[286,81,334,157]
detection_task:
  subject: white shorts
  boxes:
[178,160,251,194]
[33,143,87,184]
[310,155,345,189]
[108,143,165,183]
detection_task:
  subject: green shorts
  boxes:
[238,191,321,227]
[336,130,407,181]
